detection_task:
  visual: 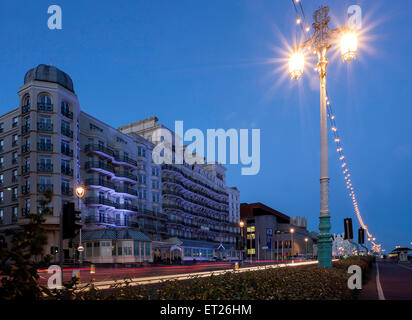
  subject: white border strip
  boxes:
[376,262,385,300]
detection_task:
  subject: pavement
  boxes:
[360,259,412,300]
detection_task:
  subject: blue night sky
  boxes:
[0,0,410,251]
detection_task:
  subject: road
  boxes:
[360,260,412,300]
[38,259,315,289]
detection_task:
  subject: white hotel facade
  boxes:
[0,64,240,264]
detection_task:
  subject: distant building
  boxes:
[240,202,316,260]
[118,118,241,261]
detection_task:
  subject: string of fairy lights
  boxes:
[289,0,381,253]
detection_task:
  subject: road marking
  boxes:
[376,262,385,300]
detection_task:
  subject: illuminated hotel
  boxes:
[0,64,240,264]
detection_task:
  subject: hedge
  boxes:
[44,256,374,300]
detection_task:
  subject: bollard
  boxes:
[90,264,95,274]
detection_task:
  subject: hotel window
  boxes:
[0,174,3,185]
[0,191,4,202]
[0,157,3,168]
[13,134,18,145]
[12,152,18,164]
[38,94,51,105]
[23,96,30,106]
[12,207,18,222]
[12,117,18,128]
[25,198,31,212]
[0,140,4,151]
[138,146,146,157]
[139,189,146,199]
[145,242,150,257]
[93,242,100,257]
[12,169,18,182]
[138,175,146,184]
[184,248,192,257]
[0,209,3,224]
[0,123,3,133]
[12,188,17,200]
[39,115,51,125]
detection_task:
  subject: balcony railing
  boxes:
[22,105,30,114]
[37,103,53,112]
[61,166,73,176]
[21,207,30,217]
[115,186,138,196]
[85,161,115,174]
[61,127,73,138]
[38,163,53,172]
[116,203,138,212]
[85,197,115,207]
[115,171,137,181]
[114,154,137,167]
[61,186,72,196]
[21,144,30,153]
[61,145,73,157]
[12,176,18,183]
[84,215,139,228]
[37,122,53,132]
[12,158,17,165]
[85,178,115,190]
[61,107,73,119]
[37,184,53,193]
[38,142,53,152]
[21,124,30,134]
[85,144,115,157]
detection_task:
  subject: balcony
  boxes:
[38,163,53,172]
[114,154,137,167]
[61,186,72,196]
[115,171,137,181]
[85,161,115,174]
[37,103,53,112]
[38,142,53,152]
[115,186,138,197]
[116,203,138,212]
[22,165,30,174]
[22,105,30,114]
[12,176,18,183]
[61,107,73,119]
[22,185,30,194]
[61,127,73,138]
[37,122,53,132]
[61,166,73,176]
[22,124,30,134]
[84,215,139,228]
[21,144,30,153]
[85,178,115,190]
[61,145,73,157]
[37,183,53,193]
[12,158,18,165]
[85,144,115,158]
[85,197,115,207]
[12,141,18,147]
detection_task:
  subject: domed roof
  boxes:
[24,64,74,93]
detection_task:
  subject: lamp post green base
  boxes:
[318,215,332,268]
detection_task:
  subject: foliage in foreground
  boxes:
[45,257,373,300]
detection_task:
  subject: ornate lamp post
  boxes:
[288,6,358,267]
[304,237,309,259]
[290,228,295,261]
[75,185,85,265]
[239,220,245,263]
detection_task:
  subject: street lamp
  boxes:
[239,220,245,263]
[288,6,358,268]
[75,185,85,265]
[290,228,295,261]
[305,237,308,260]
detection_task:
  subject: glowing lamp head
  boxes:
[304,238,308,242]
[75,185,85,199]
[290,228,295,233]
[288,51,304,79]
[340,31,358,62]
[239,220,245,228]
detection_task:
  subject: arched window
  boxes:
[23,95,30,106]
[38,94,51,105]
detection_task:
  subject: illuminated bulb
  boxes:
[306,27,310,32]
[296,18,301,24]
[341,31,358,62]
[289,51,304,79]
[331,115,335,119]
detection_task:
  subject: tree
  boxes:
[0,191,52,300]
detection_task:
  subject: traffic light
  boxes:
[358,227,365,245]
[344,218,353,240]
[62,202,82,239]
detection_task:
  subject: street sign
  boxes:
[77,245,84,252]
